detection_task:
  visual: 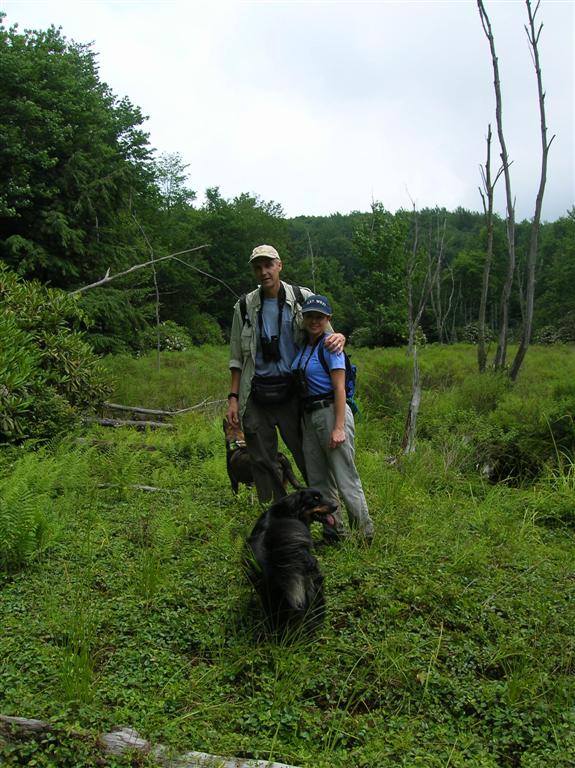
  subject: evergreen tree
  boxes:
[0,16,153,286]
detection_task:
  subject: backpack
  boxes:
[238,284,304,327]
[317,340,359,416]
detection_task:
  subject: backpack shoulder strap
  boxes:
[238,293,250,327]
[286,283,305,309]
[317,337,330,377]
[293,284,304,306]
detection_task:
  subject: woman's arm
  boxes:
[330,368,347,449]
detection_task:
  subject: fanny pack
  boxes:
[250,375,294,406]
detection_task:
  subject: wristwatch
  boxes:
[228,392,239,400]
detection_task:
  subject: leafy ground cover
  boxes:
[1,345,574,767]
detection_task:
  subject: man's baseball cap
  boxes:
[301,294,332,315]
[249,244,280,263]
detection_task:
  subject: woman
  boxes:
[291,295,374,545]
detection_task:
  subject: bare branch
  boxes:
[68,246,209,295]
[479,186,487,215]
[171,257,239,298]
[494,164,505,186]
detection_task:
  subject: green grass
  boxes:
[1,345,574,766]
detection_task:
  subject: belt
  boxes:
[303,397,334,413]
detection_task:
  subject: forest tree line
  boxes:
[1,16,574,358]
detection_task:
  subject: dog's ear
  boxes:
[268,493,298,518]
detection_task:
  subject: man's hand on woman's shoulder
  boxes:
[324,332,346,354]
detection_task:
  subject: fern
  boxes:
[0,473,46,571]
[0,446,95,572]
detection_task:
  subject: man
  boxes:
[227,244,345,503]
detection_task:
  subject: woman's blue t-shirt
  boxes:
[291,337,345,396]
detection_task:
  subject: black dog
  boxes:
[243,488,338,636]
[223,419,302,495]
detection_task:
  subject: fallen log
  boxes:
[0,717,300,768]
[83,417,174,430]
[100,398,227,418]
[101,727,299,766]
[0,715,51,736]
[103,402,177,417]
[97,483,178,494]
[75,438,160,451]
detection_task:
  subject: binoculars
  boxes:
[261,335,281,363]
[292,368,309,398]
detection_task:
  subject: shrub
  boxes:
[137,320,194,352]
[0,262,112,442]
[349,326,377,348]
[79,286,154,355]
[187,312,225,345]
[533,315,575,345]
[460,323,495,344]
[532,325,564,345]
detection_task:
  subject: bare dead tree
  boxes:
[405,201,440,354]
[307,230,317,293]
[450,279,463,343]
[510,0,555,381]
[440,264,456,343]
[68,246,209,295]
[516,263,527,325]
[406,214,418,354]
[478,0,517,371]
[428,212,448,342]
[401,346,421,455]
[478,124,504,372]
[406,205,425,353]
[133,215,162,370]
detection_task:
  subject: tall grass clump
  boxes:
[101,347,229,409]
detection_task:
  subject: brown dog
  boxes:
[223,419,303,495]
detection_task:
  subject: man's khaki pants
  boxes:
[242,393,308,503]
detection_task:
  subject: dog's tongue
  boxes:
[325,514,336,528]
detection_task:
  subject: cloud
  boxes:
[3,0,574,220]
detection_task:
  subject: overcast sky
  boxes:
[3,0,574,221]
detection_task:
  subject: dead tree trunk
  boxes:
[402,346,421,454]
[429,213,447,343]
[307,230,317,293]
[510,0,555,381]
[478,124,504,372]
[440,265,456,343]
[406,205,434,354]
[478,0,516,372]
